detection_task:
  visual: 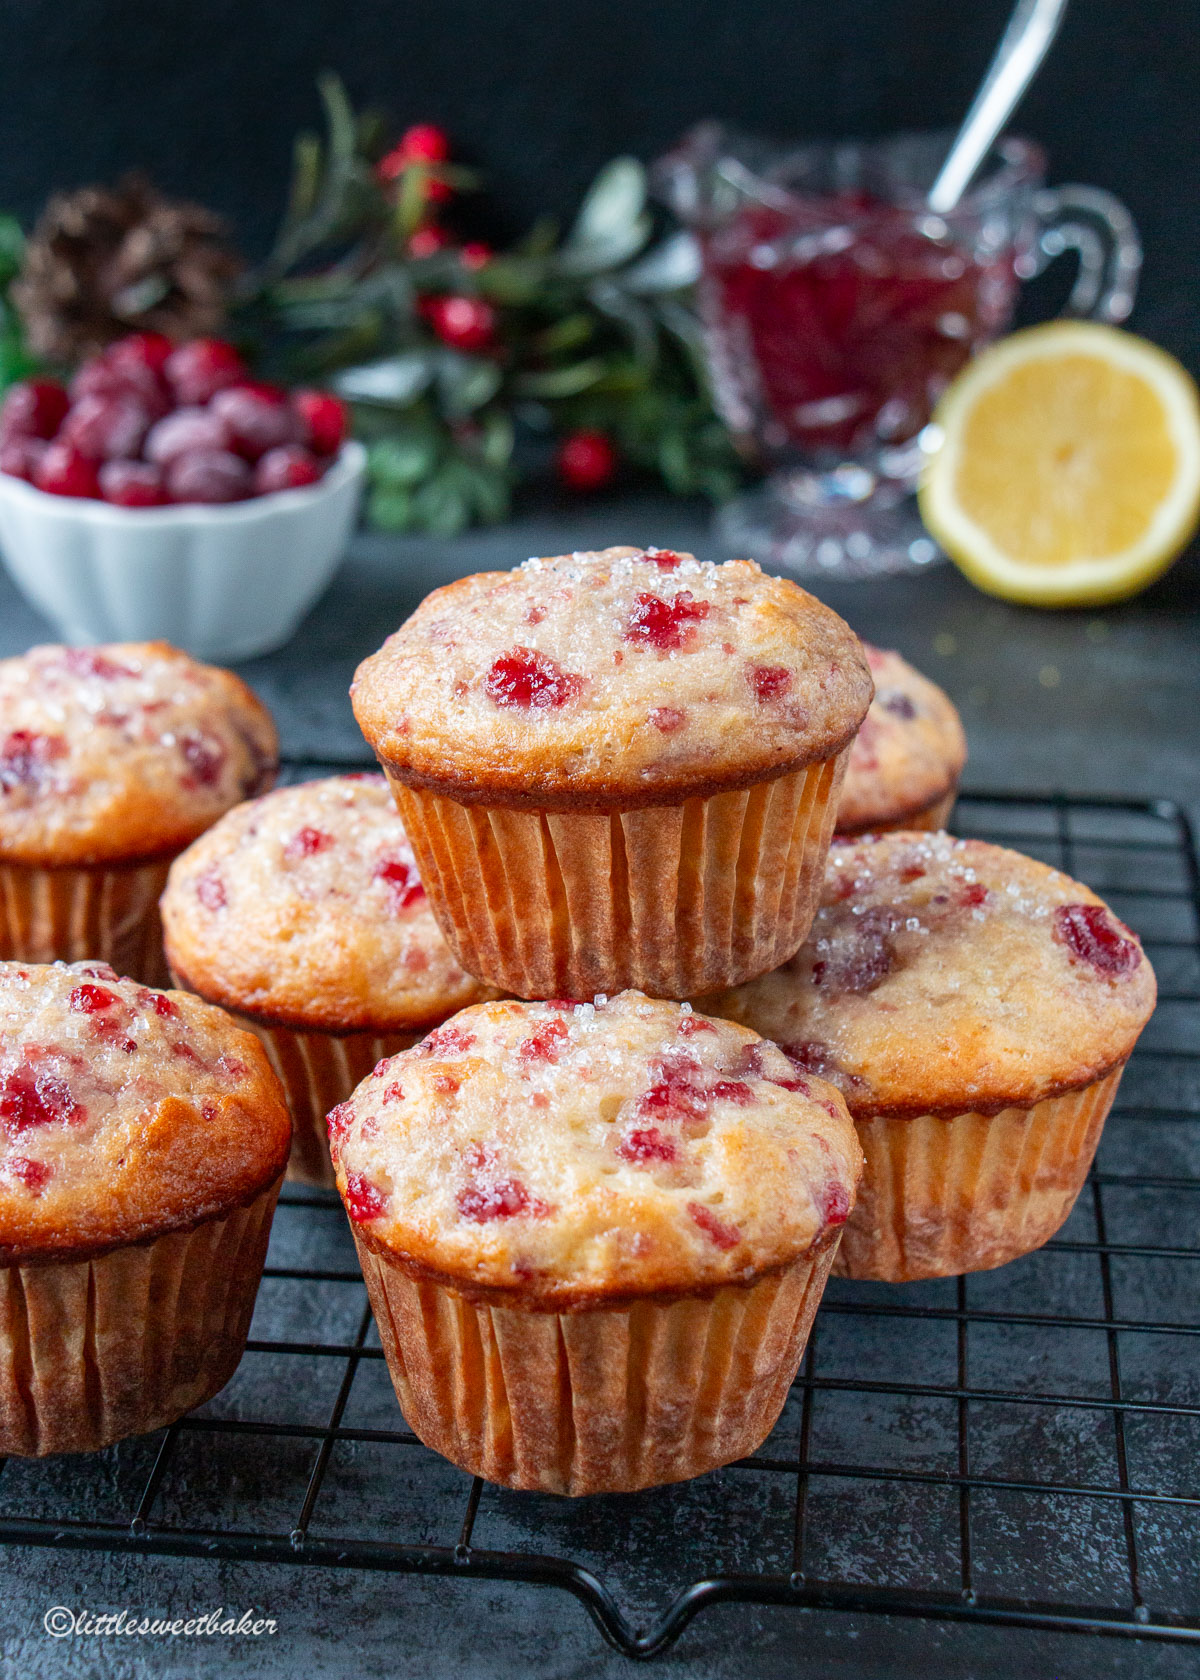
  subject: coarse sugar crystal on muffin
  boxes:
[162,773,495,1183]
[0,641,277,982]
[330,989,862,1495]
[836,644,966,835]
[351,546,873,998]
[0,959,290,1454]
[701,831,1157,1281]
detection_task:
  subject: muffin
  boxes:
[0,641,277,984]
[836,645,967,835]
[351,546,872,999]
[329,990,862,1495]
[702,832,1156,1281]
[161,774,495,1185]
[0,959,290,1455]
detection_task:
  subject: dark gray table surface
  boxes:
[1,499,1198,1680]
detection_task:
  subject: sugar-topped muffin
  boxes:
[0,641,277,983]
[162,774,495,1183]
[704,832,1156,1279]
[332,990,861,1494]
[836,645,966,835]
[352,546,873,998]
[0,959,290,1454]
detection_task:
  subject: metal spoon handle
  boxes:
[927,0,1069,213]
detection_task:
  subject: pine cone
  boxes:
[13,174,243,363]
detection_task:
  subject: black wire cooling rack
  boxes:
[1,787,1198,1661]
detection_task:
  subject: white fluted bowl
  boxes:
[0,440,366,661]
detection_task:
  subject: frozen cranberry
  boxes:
[624,591,710,653]
[293,389,348,457]
[1054,903,1141,976]
[484,647,583,709]
[254,445,323,494]
[688,1202,741,1250]
[881,691,917,720]
[0,435,48,481]
[424,295,496,353]
[616,1125,677,1164]
[145,407,230,464]
[69,983,117,1013]
[0,1062,84,1134]
[649,706,687,734]
[419,1025,476,1057]
[556,430,617,492]
[179,730,225,787]
[677,1015,716,1036]
[99,459,167,507]
[211,384,302,462]
[344,1170,386,1222]
[3,1155,52,1193]
[108,331,174,376]
[285,826,334,860]
[457,1174,545,1223]
[0,730,67,792]
[812,907,898,993]
[195,870,226,911]
[61,392,152,460]
[166,448,251,504]
[34,442,100,498]
[374,857,426,910]
[750,665,792,702]
[711,1079,754,1105]
[819,1181,851,1227]
[518,1017,569,1065]
[164,338,246,406]
[0,377,69,442]
[647,549,683,570]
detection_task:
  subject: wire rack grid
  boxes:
[1,786,1198,1661]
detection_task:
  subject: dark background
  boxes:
[0,0,1197,369]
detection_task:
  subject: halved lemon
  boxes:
[919,321,1200,606]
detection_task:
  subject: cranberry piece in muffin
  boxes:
[836,645,967,836]
[161,774,495,1185]
[0,960,290,1455]
[704,832,1156,1281]
[0,641,278,984]
[331,990,861,1495]
[352,546,873,998]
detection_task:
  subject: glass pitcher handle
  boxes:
[1029,184,1142,323]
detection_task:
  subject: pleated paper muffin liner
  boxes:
[0,1178,281,1457]
[0,857,172,987]
[354,1233,838,1496]
[230,1014,420,1186]
[834,1067,1124,1282]
[385,751,848,1001]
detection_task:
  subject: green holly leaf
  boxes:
[367,487,414,531]
[556,158,652,275]
[436,352,503,418]
[368,432,441,488]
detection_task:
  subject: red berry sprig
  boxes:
[557,430,618,493]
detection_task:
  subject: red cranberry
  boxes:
[484,647,583,709]
[624,591,710,653]
[710,1079,754,1105]
[457,1173,546,1223]
[164,338,246,406]
[956,882,989,909]
[0,435,48,481]
[750,665,792,702]
[374,857,426,910]
[285,826,334,860]
[344,1170,386,1222]
[145,407,231,464]
[677,1016,716,1036]
[408,225,453,257]
[782,1041,839,1080]
[68,983,117,1014]
[460,241,492,270]
[0,1062,84,1134]
[616,1125,677,1164]
[557,430,617,492]
[688,1202,741,1250]
[819,1181,851,1227]
[99,460,166,507]
[881,691,917,720]
[166,448,251,504]
[731,1043,765,1077]
[419,1025,476,1057]
[326,1100,355,1158]
[196,870,226,910]
[518,1017,569,1065]
[812,907,898,994]
[390,122,450,167]
[1054,903,1141,977]
[211,384,302,461]
[0,378,69,441]
[61,392,152,460]
[424,295,496,353]
[647,549,683,570]
[108,331,174,376]
[254,445,323,494]
[292,389,348,457]
[179,730,226,787]
[142,990,180,1019]
[3,1155,52,1193]
[34,443,100,498]
[74,962,118,980]
[171,1040,202,1063]
[0,730,67,792]
[637,1075,707,1125]
[649,706,687,733]
[381,1081,404,1103]
[68,355,167,417]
